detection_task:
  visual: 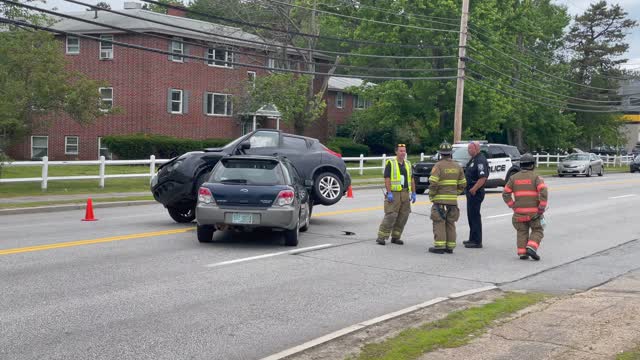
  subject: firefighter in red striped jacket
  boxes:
[501,153,548,261]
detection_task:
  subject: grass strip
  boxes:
[617,346,640,360]
[350,292,547,360]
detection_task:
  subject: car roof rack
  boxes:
[454,140,488,144]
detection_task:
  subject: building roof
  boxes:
[51,7,272,49]
[328,76,370,91]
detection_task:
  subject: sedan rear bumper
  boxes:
[196,203,298,230]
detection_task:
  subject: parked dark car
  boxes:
[631,155,640,173]
[412,154,439,194]
[196,156,312,246]
[151,129,351,223]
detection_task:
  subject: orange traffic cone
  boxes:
[346,185,353,198]
[82,198,97,221]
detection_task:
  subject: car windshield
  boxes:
[452,145,488,164]
[211,159,284,185]
[564,154,589,161]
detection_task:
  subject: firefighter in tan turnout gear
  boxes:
[428,141,466,254]
[502,153,548,261]
[376,144,417,245]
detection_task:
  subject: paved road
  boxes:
[1,173,639,360]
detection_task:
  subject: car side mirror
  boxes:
[304,179,314,188]
[240,141,251,150]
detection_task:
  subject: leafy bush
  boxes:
[101,134,232,159]
[327,137,370,157]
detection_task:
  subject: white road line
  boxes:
[485,213,512,219]
[609,194,637,199]
[204,244,334,268]
[260,286,498,360]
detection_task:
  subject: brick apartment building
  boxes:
[8,2,365,160]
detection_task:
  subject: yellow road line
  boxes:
[0,228,194,256]
[3,178,639,255]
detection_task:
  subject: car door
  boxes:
[241,130,281,156]
[278,135,315,179]
[590,153,602,172]
[487,145,510,182]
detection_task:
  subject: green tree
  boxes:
[0,29,108,152]
[142,0,183,14]
[565,0,637,149]
[237,73,326,134]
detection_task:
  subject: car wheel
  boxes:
[284,220,299,246]
[586,167,592,177]
[598,166,604,176]
[197,224,215,243]
[313,172,343,206]
[416,188,426,194]
[558,174,564,177]
[168,206,196,223]
[300,204,311,232]
[572,174,577,177]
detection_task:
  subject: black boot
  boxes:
[526,247,540,261]
[445,248,454,254]
[376,237,386,245]
[428,247,445,254]
[463,241,483,248]
[519,255,529,260]
[391,238,404,245]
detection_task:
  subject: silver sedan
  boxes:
[557,153,604,177]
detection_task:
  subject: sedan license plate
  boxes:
[419,177,429,183]
[232,213,254,224]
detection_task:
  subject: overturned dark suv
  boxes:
[151,129,351,223]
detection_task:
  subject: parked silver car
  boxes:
[557,153,604,177]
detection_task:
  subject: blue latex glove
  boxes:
[410,192,417,203]
[386,192,394,202]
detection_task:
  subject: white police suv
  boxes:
[451,141,521,188]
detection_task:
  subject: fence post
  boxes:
[150,155,156,178]
[99,156,106,188]
[381,154,386,175]
[546,153,550,165]
[359,154,364,176]
[41,156,48,191]
[420,152,424,161]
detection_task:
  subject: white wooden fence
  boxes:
[0,153,635,190]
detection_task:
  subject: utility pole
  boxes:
[453,0,470,143]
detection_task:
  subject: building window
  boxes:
[98,137,112,160]
[99,35,114,59]
[205,93,232,116]
[31,136,48,159]
[66,36,80,54]
[65,136,79,155]
[354,95,371,110]
[247,71,256,85]
[170,89,183,114]
[99,87,113,111]
[207,48,233,68]
[171,38,183,62]
[336,92,344,109]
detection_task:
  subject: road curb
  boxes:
[260,285,498,360]
[0,200,157,216]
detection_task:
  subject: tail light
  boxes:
[321,145,342,158]
[198,187,214,204]
[274,189,295,206]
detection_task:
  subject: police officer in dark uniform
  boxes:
[463,141,489,248]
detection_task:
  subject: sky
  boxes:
[42,0,640,69]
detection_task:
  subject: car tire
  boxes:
[586,167,592,177]
[598,166,604,176]
[558,174,564,177]
[284,220,299,246]
[416,188,426,194]
[572,174,577,177]
[168,206,196,223]
[197,224,215,243]
[313,172,343,206]
[300,204,311,232]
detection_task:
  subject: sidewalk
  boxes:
[421,270,640,360]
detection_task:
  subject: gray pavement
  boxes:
[1,173,639,359]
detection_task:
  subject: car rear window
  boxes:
[211,159,284,185]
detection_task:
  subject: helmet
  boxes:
[439,141,453,155]
[520,153,535,168]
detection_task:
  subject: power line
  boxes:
[262,0,460,33]
[59,0,457,61]
[139,0,459,49]
[5,0,458,75]
[467,77,640,113]
[466,56,631,104]
[0,17,459,81]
